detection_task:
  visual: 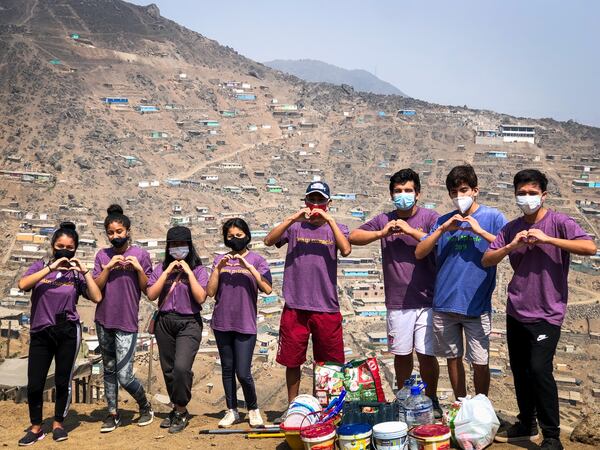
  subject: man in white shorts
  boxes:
[350,169,442,418]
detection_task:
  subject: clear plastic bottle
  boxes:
[394,379,413,422]
[403,385,433,428]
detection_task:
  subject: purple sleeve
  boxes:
[77,271,90,299]
[147,264,162,287]
[194,266,209,289]
[24,260,45,277]
[338,223,350,238]
[488,225,508,250]
[92,251,104,278]
[359,214,383,232]
[427,210,441,233]
[561,216,593,241]
[275,225,291,248]
[141,250,153,276]
[256,256,273,285]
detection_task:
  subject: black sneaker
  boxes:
[168,410,189,434]
[18,430,45,446]
[430,396,443,420]
[494,421,539,442]
[540,437,564,450]
[100,413,121,433]
[137,404,154,427]
[52,427,68,442]
[160,409,176,429]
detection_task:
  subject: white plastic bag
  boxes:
[453,394,500,450]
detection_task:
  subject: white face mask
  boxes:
[516,195,542,215]
[453,195,474,214]
[169,246,189,260]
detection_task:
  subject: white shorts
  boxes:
[386,308,434,356]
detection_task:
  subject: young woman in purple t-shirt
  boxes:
[206,218,273,428]
[93,205,154,433]
[17,222,102,446]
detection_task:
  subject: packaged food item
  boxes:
[343,358,385,402]
[313,362,345,406]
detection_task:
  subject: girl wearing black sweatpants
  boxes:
[18,222,102,446]
[146,226,208,434]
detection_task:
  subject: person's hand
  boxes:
[165,260,182,275]
[507,230,529,251]
[49,257,71,271]
[440,214,468,232]
[309,208,333,223]
[238,255,254,271]
[461,216,484,236]
[69,258,88,273]
[381,220,401,236]
[178,260,194,277]
[216,254,233,270]
[525,228,552,245]
[125,255,143,272]
[103,255,125,270]
[290,207,311,223]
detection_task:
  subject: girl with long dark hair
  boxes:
[206,218,272,428]
[18,222,102,445]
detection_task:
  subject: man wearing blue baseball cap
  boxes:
[264,181,351,417]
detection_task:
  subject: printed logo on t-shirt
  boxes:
[297,237,334,246]
[39,278,75,287]
[449,234,482,251]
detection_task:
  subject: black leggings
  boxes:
[27,321,81,425]
[214,330,258,410]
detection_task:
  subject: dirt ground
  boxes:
[0,401,594,450]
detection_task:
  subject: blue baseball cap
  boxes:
[305,181,330,199]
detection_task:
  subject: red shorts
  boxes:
[276,306,345,368]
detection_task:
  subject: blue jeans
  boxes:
[96,322,148,413]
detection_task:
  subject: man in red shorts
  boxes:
[264,181,351,414]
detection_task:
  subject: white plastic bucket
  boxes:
[372,421,408,450]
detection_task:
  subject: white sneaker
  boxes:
[218,409,240,428]
[248,409,264,427]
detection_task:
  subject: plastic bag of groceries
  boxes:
[447,394,500,450]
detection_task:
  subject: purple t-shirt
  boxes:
[93,246,152,333]
[24,260,87,333]
[359,207,439,309]
[210,252,273,334]
[147,263,209,315]
[489,209,593,326]
[276,221,349,313]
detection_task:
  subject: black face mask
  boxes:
[54,248,76,260]
[226,236,250,253]
[110,236,128,248]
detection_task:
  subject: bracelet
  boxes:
[82,270,90,276]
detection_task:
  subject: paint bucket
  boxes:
[284,395,322,428]
[281,424,304,450]
[371,421,408,450]
[337,423,372,449]
[301,421,337,450]
[408,424,451,450]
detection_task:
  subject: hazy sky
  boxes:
[131,0,600,127]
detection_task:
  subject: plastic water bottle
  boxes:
[403,384,433,428]
[395,379,413,422]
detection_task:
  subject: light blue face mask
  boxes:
[393,193,416,210]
